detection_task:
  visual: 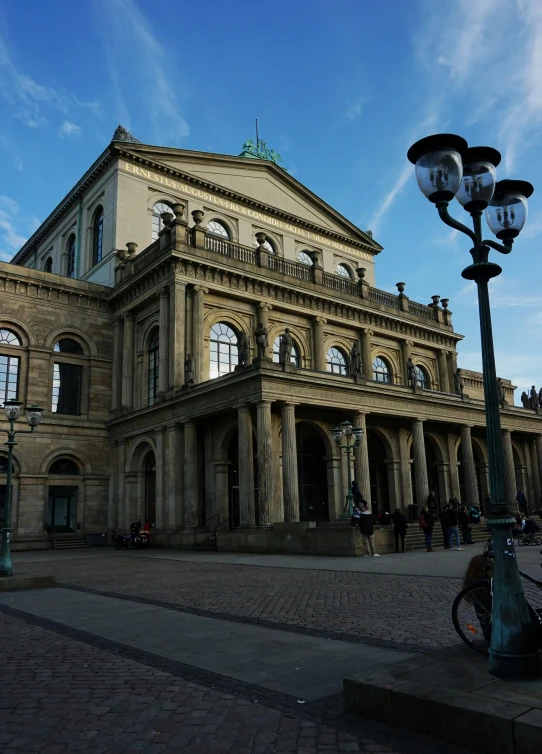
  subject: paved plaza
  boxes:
[2,543,540,753]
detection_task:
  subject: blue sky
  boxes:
[1,0,541,401]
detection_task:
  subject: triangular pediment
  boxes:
[114,143,381,253]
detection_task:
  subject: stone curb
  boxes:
[0,574,56,591]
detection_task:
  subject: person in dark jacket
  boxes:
[418,506,435,552]
[439,507,450,549]
[358,503,380,557]
[445,505,462,550]
[427,490,438,515]
[351,480,368,508]
[516,489,529,516]
[523,516,540,535]
[458,505,472,544]
[392,508,408,553]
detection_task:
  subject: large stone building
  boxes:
[2,127,542,552]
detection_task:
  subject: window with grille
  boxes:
[254,235,276,254]
[298,251,313,266]
[415,365,430,390]
[148,329,159,405]
[0,329,21,404]
[372,356,392,383]
[326,347,348,375]
[210,323,238,378]
[92,207,104,265]
[66,235,76,278]
[52,363,82,414]
[336,263,353,278]
[151,202,173,241]
[54,338,83,355]
[208,220,230,238]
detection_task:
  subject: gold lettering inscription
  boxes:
[123,162,373,261]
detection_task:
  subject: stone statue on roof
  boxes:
[111,125,142,144]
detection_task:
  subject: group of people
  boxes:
[418,498,476,552]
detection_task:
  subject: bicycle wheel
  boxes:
[533,538,542,546]
[517,538,527,546]
[452,579,492,654]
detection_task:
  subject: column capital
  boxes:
[363,328,374,336]
[257,399,273,408]
[280,401,299,409]
[259,301,273,312]
[502,428,512,435]
[159,286,169,299]
[412,417,426,424]
[236,403,253,413]
[402,338,414,347]
[122,311,134,322]
[193,285,208,294]
[461,424,473,432]
[314,316,327,324]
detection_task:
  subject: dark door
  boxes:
[296,423,329,522]
[144,454,156,526]
[228,433,240,529]
[48,486,77,533]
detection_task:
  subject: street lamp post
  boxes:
[407,134,541,680]
[332,421,364,516]
[0,400,43,577]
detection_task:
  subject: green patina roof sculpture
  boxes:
[240,138,286,170]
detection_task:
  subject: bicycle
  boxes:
[451,541,542,654]
[517,531,542,547]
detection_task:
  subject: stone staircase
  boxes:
[401,522,489,551]
[52,535,89,550]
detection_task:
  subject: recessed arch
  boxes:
[138,315,161,353]
[326,346,348,375]
[268,324,310,368]
[40,449,92,476]
[151,200,175,240]
[0,318,36,347]
[207,218,232,239]
[0,448,26,474]
[335,262,354,279]
[127,435,157,474]
[44,327,96,356]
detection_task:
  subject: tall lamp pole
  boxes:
[332,421,364,516]
[0,400,43,577]
[407,134,541,680]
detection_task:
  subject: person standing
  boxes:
[427,490,438,515]
[516,489,529,516]
[458,505,472,544]
[447,504,462,550]
[392,508,408,553]
[358,503,380,557]
[439,506,450,549]
[418,505,435,552]
[483,493,491,518]
[352,480,368,508]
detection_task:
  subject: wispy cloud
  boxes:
[367,163,412,234]
[99,0,189,145]
[0,29,101,132]
[345,97,367,122]
[457,276,542,308]
[58,121,82,138]
[0,196,27,262]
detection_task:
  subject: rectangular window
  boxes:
[52,363,82,415]
[0,354,19,403]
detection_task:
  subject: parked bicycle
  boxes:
[517,531,542,547]
[451,540,542,653]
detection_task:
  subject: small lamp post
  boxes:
[1,400,43,577]
[332,420,364,516]
[407,133,541,681]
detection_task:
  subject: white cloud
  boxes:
[0,29,101,131]
[367,163,412,234]
[99,0,189,144]
[456,276,542,308]
[58,121,82,138]
[0,196,27,261]
[345,97,367,121]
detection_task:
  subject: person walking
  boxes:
[516,489,529,516]
[358,502,380,557]
[458,505,472,544]
[392,507,408,553]
[418,505,435,552]
[446,504,462,550]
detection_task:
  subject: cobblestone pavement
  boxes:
[0,608,474,754]
[17,554,461,650]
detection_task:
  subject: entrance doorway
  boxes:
[367,431,389,513]
[144,452,156,525]
[47,486,77,532]
[296,423,328,522]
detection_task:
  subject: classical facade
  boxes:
[2,127,542,551]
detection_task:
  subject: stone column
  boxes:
[192,285,207,384]
[257,400,274,525]
[258,302,272,359]
[399,428,413,509]
[155,427,165,527]
[460,426,478,508]
[108,441,118,530]
[502,430,517,509]
[169,278,186,390]
[438,350,450,393]
[158,288,169,395]
[281,402,299,522]
[313,317,327,371]
[183,420,198,527]
[238,405,255,526]
[214,462,230,525]
[411,420,429,507]
[117,439,126,527]
[166,423,183,528]
[447,432,461,499]
[121,313,134,408]
[353,411,371,503]
[530,438,541,509]
[361,328,373,380]
[111,319,123,411]
[536,435,542,507]
[400,340,412,386]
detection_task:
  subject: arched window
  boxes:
[414,365,430,390]
[151,202,173,241]
[92,206,104,266]
[0,454,10,474]
[148,329,159,405]
[326,347,348,375]
[298,251,313,266]
[66,234,76,278]
[44,256,53,273]
[207,219,230,239]
[254,235,276,254]
[0,328,21,404]
[210,323,238,378]
[336,263,353,279]
[372,356,392,384]
[272,336,300,367]
[49,458,80,475]
[54,338,83,355]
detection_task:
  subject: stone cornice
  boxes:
[109,247,463,350]
[115,146,381,256]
